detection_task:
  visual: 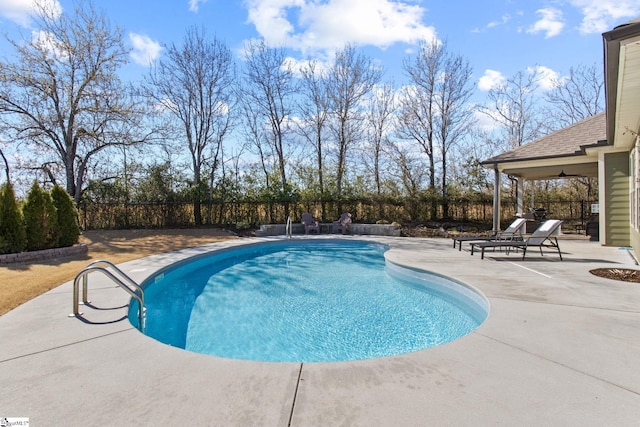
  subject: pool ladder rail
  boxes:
[69,260,145,331]
[286,215,292,239]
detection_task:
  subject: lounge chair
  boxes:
[452,218,527,251]
[301,213,320,234]
[470,219,564,260]
[333,213,352,234]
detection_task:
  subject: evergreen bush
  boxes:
[51,184,80,247]
[0,182,26,254]
[23,182,59,251]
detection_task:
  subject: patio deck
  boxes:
[1,236,639,425]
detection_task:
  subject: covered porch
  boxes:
[481,112,630,246]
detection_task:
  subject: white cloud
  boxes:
[153,98,176,116]
[571,0,640,34]
[0,0,62,26]
[214,100,230,116]
[472,14,510,33]
[527,8,564,38]
[474,109,499,133]
[281,56,326,78]
[244,0,437,53]
[188,0,208,13]
[129,33,162,66]
[527,65,561,90]
[478,69,506,91]
[487,14,511,29]
[31,29,67,60]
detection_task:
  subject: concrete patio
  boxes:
[1,236,639,425]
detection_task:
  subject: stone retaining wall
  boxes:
[255,223,401,237]
[0,244,88,265]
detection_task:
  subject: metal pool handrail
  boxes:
[286,215,292,238]
[69,260,145,331]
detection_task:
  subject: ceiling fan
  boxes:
[558,170,580,178]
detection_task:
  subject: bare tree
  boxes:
[242,40,297,203]
[400,39,474,218]
[144,27,236,225]
[297,60,330,219]
[239,97,272,191]
[451,128,501,194]
[396,86,436,193]
[365,83,396,198]
[0,146,9,184]
[434,51,475,218]
[480,69,544,150]
[544,63,605,127]
[387,143,425,195]
[0,1,144,202]
[325,44,382,203]
[399,39,443,194]
[544,63,604,200]
[386,141,428,221]
[480,69,547,212]
[238,92,285,223]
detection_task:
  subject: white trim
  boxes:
[631,142,640,232]
[492,168,501,232]
[598,151,607,244]
[584,145,629,156]
[516,178,524,215]
[496,156,598,172]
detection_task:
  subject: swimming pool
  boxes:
[130,240,488,362]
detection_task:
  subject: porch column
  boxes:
[516,178,524,215]
[598,151,606,245]
[493,167,501,232]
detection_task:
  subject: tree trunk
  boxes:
[194,200,202,225]
[429,151,437,219]
[442,157,449,220]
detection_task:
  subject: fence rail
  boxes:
[78,198,598,230]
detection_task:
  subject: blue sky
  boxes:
[1,0,639,97]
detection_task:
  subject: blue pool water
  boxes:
[130,240,488,362]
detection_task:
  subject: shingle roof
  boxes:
[481,112,607,165]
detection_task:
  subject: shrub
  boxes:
[235,221,251,230]
[51,184,80,247]
[23,182,59,251]
[0,182,26,254]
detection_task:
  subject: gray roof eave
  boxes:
[479,112,607,167]
[480,139,608,167]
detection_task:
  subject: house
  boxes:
[481,18,640,255]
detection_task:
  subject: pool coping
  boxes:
[1,235,639,425]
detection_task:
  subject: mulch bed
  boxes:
[590,268,640,283]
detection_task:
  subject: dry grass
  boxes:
[0,228,237,316]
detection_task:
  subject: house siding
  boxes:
[604,151,630,246]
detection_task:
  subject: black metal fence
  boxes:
[78,198,597,230]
